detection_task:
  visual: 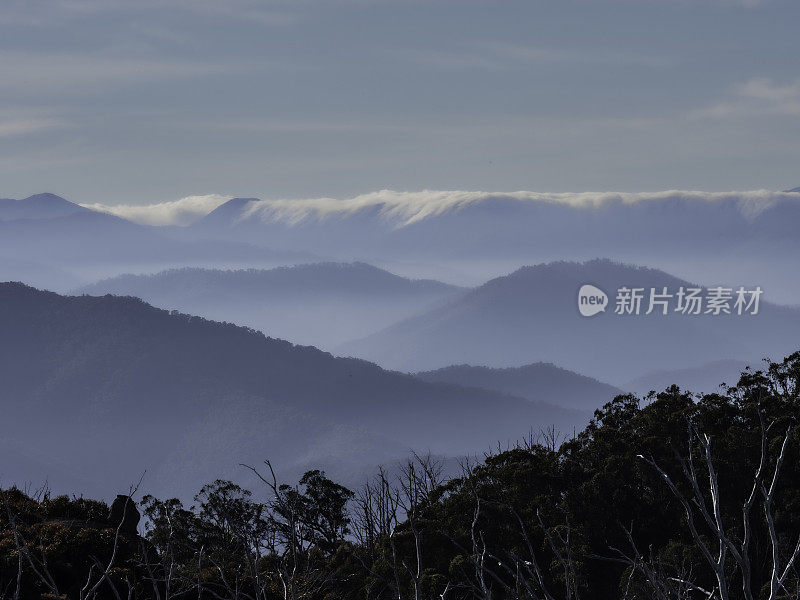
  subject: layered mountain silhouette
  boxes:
[338,260,800,384]
[0,195,316,292]
[185,192,800,302]
[0,193,88,221]
[0,283,586,498]
[76,263,463,349]
[415,363,622,411]
[0,211,311,267]
[186,193,800,262]
[623,359,752,397]
[7,191,800,301]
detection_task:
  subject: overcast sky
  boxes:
[1,0,800,205]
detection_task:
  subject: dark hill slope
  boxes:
[76,263,463,349]
[339,260,800,383]
[415,363,622,411]
[0,284,584,497]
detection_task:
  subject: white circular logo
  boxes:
[578,284,608,317]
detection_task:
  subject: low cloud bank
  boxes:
[81,194,231,226]
[82,189,800,227]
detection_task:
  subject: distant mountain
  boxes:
[623,359,753,397]
[9,190,800,302]
[76,263,464,349]
[183,191,800,302]
[337,260,800,384]
[0,283,585,498]
[184,191,800,261]
[0,210,317,291]
[199,197,259,227]
[415,363,623,411]
[0,193,88,221]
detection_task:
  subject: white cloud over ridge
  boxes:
[81,189,800,227]
[81,194,231,226]
[242,189,800,227]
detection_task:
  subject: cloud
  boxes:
[189,118,413,135]
[695,78,800,119]
[0,54,234,93]
[87,189,798,228]
[486,43,675,68]
[0,118,64,138]
[404,42,674,71]
[81,194,231,226]
[0,0,297,27]
[241,189,795,227]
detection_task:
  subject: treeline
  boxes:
[4,353,800,600]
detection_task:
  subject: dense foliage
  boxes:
[3,352,800,599]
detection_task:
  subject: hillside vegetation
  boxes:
[3,353,800,599]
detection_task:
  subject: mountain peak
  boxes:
[0,193,86,221]
[22,193,71,204]
[210,197,258,215]
[197,197,259,226]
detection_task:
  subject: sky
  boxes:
[1,0,800,206]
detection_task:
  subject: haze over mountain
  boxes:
[7,190,800,301]
[338,260,800,384]
[0,257,82,292]
[76,263,464,349]
[415,363,622,412]
[623,359,753,397]
[0,194,317,292]
[0,283,585,498]
[174,189,800,299]
[187,192,800,260]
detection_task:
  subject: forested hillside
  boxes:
[3,353,800,599]
[415,362,622,410]
[0,283,583,497]
[76,263,463,349]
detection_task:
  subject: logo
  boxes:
[578,284,608,317]
[576,284,763,317]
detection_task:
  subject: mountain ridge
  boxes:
[74,263,465,349]
[0,193,89,221]
[0,282,586,497]
[337,260,800,382]
[415,362,623,411]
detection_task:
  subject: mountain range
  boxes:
[338,260,800,384]
[0,283,589,498]
[0,193,89,220]
[178,191,800,301]
[415,363,623,411]
[5,191,800,302]
[76,263,464,349]
[2,190,798,498]
[0,194,316,292]
[623,359,753,397]
[188,193,800,262]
